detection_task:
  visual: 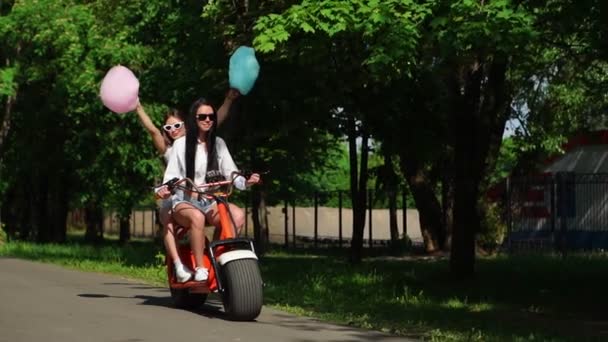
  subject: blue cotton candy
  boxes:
[229,46,260,95]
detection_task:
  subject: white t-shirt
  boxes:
[163,136,246,190]
[163,145,173,164]
[163,136,184,163]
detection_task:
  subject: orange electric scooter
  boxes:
[160,171,263,321]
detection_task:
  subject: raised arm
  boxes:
[135,102,167,154]
[216,89,240,127]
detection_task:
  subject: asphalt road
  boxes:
[0,258,413,342]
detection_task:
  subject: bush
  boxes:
[0,224,7,245]
[477,202,506,254]
[389,235,413,256]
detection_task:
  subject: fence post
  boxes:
[143,209,147,238]
[109,210,113,233]
[368,189,373,248]
[506,177,512,253]
[292,201,296,248]
[556,172,571,257]
[284,199,289,248]
[550,174,556,249]
[314,191,318,248]
[402,188,407,239]
[338,190,343,248]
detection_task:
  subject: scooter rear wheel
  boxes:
[170,287,207,309]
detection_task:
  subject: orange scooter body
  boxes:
[166,200,235,293]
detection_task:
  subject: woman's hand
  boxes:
[225,88,241,102]
[155,185,171,199]
[246,173,260,186]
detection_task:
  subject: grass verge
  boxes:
[1,239,607,341]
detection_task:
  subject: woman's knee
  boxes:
[231,206,245,228]
[174,204,206,229]
[159,206,172,225]
[189,211,206,230]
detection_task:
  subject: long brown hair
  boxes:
[185,98,219,182]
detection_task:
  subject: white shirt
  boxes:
[163,145,174,164]
[163,136,246,190]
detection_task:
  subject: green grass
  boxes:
[1,238,607,341]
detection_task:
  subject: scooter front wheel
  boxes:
[221,258,263,321]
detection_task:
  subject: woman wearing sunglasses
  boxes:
[157,97,259,282]
[135,88,240,162]
[135,104,185,161]
[137,89,241,283]
[136,103,192,281]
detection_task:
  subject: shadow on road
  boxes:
[78,293,173,308]
[78,287,230,321]
[77,284,407,340]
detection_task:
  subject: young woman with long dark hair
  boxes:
[157,97,258,281]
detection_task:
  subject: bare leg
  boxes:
[229,203,245,235]
[160,206,181,263]
[207,203,244,239]
[172,203,206,268]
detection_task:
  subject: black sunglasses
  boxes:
[197,113,216,121]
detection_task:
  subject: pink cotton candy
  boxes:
[100,65,139,113]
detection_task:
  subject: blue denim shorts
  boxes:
[171,190,215,214]
[160,198,172,210]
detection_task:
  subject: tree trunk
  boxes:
[441,169,455,251]
[249,145,269,255]
[84,202,104,243]
[348,114,369,263]
[119,213,131,244]
[38,169,69,243]
[388,189,400,254]
[2,186,17,240]
[35,174,50,243]
[4,181,30,240]
[0,94,15,154]
[388,190,399,241]
[382,152,400,252]
[450,177,478,277]
[449,58,511,278]
[49,183,68,243]
[347,115,360,261]
[0,54,18,155]
[251,187,269,255]
[399,154,443,253]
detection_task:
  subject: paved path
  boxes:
[0,258,414,342]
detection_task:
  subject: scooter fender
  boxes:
[217,250,258,266]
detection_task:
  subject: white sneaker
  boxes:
[174,263,193,283]
[194,267,209,282]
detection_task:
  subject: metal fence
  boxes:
[96,188,421,248]
[85,172,608,253]
[506,172,608,252]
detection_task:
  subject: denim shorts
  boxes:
[171,190,215,214]
[159,198,172,210]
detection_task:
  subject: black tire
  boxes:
[221,258,263,321]
[170,287,207,309]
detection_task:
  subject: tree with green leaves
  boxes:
[251,0,573,277]
[0,0,165,242]
[202,0,358,254]
[254,0,430,262]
